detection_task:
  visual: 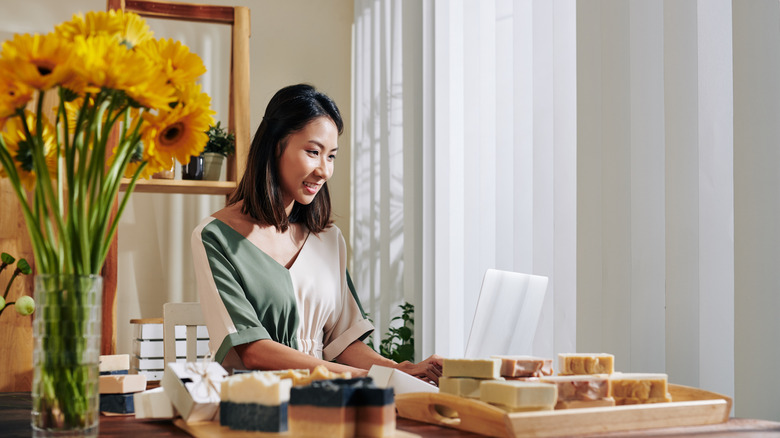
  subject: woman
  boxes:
[192,84,442,383]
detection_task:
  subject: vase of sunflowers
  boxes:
[0,10,214,436]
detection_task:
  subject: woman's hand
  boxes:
[395,354,443,386]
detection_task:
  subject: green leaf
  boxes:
[17,258,31,275]
[396,344,415,363]
[1,253,14,265]
[396,325,412,340]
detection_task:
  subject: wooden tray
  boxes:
[395,384,732,438]
[173,418,421,438]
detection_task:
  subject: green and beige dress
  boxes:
[191,217,374,371]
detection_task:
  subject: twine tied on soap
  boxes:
[185,353,220,399]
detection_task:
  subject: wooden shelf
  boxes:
[120,178,237,195]
[103,0,251,355]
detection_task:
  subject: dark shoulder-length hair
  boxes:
[228,84,344,233]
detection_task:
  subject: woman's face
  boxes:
[277,116,339,213]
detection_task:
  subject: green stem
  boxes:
[3,269,20,300]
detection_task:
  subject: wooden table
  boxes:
[2,392,779,437]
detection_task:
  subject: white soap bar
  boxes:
[479,380,557,412]
[225,372,292,404]
[99,354,130,372]
[368,365,438,394]
[99,374,147,394]
[133,387,175,419]
[443,358,501,379]
[439,377,485,399]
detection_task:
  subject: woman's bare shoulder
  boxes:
[211,203,253,233]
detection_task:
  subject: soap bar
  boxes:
[220,372,292,432]
[539,375,610,401]
[558,353,614,375]
[287,365,350,387]
[289,378,394,438]
[133,387,175,419]
[99,354,130,373]
[353,385,396,438]
[99,374,147,394]
[479,380,557,412]
[228,372,292,404]
[492,355,553,377]
[442,358,501,379]
[100,393,134,414]
[439,376,490,399]
[289,378,363,438]
[221,402,288,432]
[609,373,672,405]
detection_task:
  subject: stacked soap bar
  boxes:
[558,353,614,375]
[440,358,502,399]
[492,355,554,378]
[99,354,147,414]
[539,375,615,409]
[609,373,672,405]
[289,377,395,438]
[480,380,558,412]
[220,371,291,432]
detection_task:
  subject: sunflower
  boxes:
[137,38,206,89]
[174,82,212,110]
[1,111,58,190]
[55,10,152,49]
[141,99,214,170]
[54,10,123,42]
[1,33,74,90]
[120,12,154,48]
[71,35,173,108]
[0,62,34,119]
[121,139,167,179]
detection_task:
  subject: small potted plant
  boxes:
[201,121,236,181]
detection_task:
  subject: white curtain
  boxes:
[353,0,780,421]
[352,0,577,361]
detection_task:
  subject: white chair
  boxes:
[163,302,207,366]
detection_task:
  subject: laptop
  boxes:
[463,269,549,359]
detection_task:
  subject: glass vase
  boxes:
[31,275,102,437]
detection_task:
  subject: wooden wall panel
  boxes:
[0,179,35,392]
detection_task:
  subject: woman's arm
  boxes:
[335,340,443,384]
[235,339,368,376]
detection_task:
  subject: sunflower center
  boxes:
[159,122,184,147]
[34,62,54,77]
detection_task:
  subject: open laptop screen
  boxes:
[463,269,548,359]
